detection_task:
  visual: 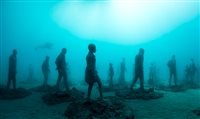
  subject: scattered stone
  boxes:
[29,85,57,93]
[42,87,85,105]
[64,97,135,119]
[116,88,164,100]
[0,87,32,100]
[192,108,200,116]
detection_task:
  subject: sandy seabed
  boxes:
[0,84,199,119]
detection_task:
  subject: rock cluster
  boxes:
[42,87,85,105]
[65,97,135,119]
[0,87,32,100]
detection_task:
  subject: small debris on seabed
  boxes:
[65,97,135,119]
[42,87,85,105]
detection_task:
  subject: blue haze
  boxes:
[0,1,199,86]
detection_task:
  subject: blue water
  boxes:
[0,1,200,119]
[0,0,199,86]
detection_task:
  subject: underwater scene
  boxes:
[0,0,200,119]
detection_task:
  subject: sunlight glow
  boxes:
[53,0,199,44]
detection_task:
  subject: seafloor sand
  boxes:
[0,84,199,119]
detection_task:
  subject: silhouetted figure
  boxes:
[42,56,50,87]
[27,64,34,81]
[60,62,72,89]
[189,58,197,85]
[7,49,17,89]
[167,55,177,87]
[130,48,145,91]
[148,62,157,87]
[108,63,114,88]
[119,58,126,85]
[85,44,103,100]
[185,64,190,81]
[55,48,69,91]
[197,65,200,83]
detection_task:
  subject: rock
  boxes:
[0,87,32,100]
[64,97,134,119]
[42,87,85,105]
[192,108,200,116]
[116,88,164,100]
[124,110,135,119]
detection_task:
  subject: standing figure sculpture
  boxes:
[55,48,69,91]
[130,48,145,91]
[7,49,17,89]
[42,56,50,88]
[167,55,177,87]
[108,63,114,88]
[85,44,103,101]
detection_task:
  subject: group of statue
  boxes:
[6,43,198,100]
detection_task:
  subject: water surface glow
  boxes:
[53,0,199,44]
